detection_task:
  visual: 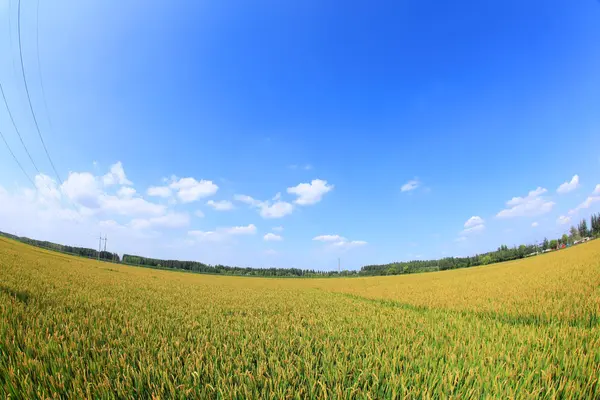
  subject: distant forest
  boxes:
[0,231,120,263]
[363,213,600,276]
[2,212,599,278]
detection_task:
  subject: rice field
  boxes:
[1,236,599,398]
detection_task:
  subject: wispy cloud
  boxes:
[188,224,257,242]
[401,179,420,193]
[264,233,283,241]
[206,200,234,211]
[556,175,580,194]
[234,194,294,219]
[313,235,345,242]
[568,185,600,215]
[496,187,554,218]
[314,234,367,250]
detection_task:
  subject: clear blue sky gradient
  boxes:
[1,0,599,270]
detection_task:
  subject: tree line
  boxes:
[2,211,599,278]
[360,243,541,276]
[0,231,120,262]
[121,254,349,277]
[542,213,600,250]
[363,212,600,276]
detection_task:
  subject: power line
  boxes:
[7,0,20,80]
[2,80,82,214]
[0,82,41,174]
[1,80,67,198]
[35,0,53,130]
[0,128,36,188]
[17,0,62,185]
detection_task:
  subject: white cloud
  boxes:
[263,233,283,241]
[61,172,101,208]
[224,224,257,235]
[34,174,62,203]
[556,175,580,194]
[462,224,485,234]
[206,200,234,211]
[288,164,312,171]
[260,201,294,218]
[313,235,366,250]
[169,177,218,203]
[0,177,165,257]
[569,196,600,215]
[234,194,294,219]
[129,212,190,230]
[147,186,172,198]
[461,216,485,235]
[506,187,547,206]
[100,195,166,216]
[102,162,132,186]
[187,224,257,242]
[313,235,346,242]
[234,180,332,218]
[264,249,278,255]
[496,187,555,218]
[557,215,571,225]
[532,222,539,227]
[234,194,262,207]
[272,226,284,232]
[455,237,467,243]
[332,240,367,249]
[117,187,136,199]
[194,210,205,218]
[464,216,484,228]
[287,179,333,205]
[568,185,600,215]
[60,164,165,217]
[187,230,220,242]
[401,179,420,192]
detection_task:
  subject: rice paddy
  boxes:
[1,236,599,398]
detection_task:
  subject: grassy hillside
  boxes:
[1,236,599,398]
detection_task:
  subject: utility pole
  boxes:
[338,257,341,273]
[98,233,102,261]
[103,234,107,253]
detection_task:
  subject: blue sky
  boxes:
[1,0,599,270]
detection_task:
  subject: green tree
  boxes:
[549,239,558,249]
[569,226,580,243]
[591,213,600,236]
[480,255,493,265]
[578,219,589,238]
[542,238,549,250]
[561,234,569,246]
